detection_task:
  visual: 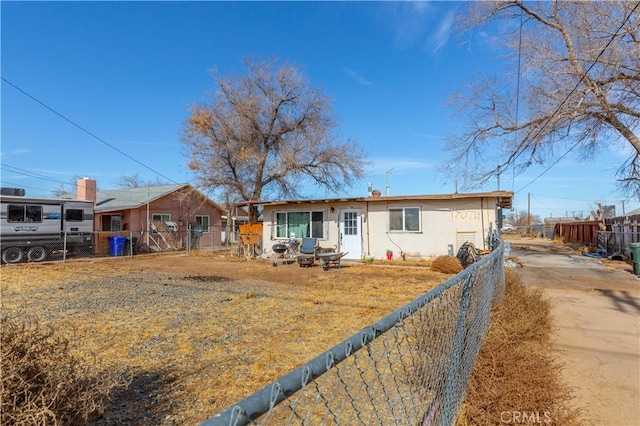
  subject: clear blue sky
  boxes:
[2,1,637,219]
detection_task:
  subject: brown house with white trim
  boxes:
[76,178,224,252]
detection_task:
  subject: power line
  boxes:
[530,192,594,203]
[0,180,60,194]
[1,77,179,185]
[514,1,640,193]
[1,164,75,186]
[515,139,582,193]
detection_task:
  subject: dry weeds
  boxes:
[458,269,583,425]
[430,255,463,274]
[1,312,131,425]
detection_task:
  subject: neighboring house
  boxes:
[221,204,250,244]
[253,190,513,260]
[75,178,224,252]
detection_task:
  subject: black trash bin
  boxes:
[126,237,138,255]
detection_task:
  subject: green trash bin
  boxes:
[629,242,640,276]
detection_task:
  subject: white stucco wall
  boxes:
[366,197,499,260]
[261,196,502,260]
[262,201,366,255]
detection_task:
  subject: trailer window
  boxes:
[66,209,84,221]
[26,206,42,222]
[7,205,43,223]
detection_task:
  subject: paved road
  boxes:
[511,241,640,426]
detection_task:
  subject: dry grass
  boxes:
[458,269,583,425]
[1,255,584,424]
[0,312,130,425]
[430,255,463,274]
[1,256,443,424]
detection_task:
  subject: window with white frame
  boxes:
[101,215,122,231]
[152,213,175,232]
[152,214,171,222]
[276,211,324,239]
[388,207,421,232]
[195,215,210,233]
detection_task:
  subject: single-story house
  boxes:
[251,190,513,260]
[75,178,224,251]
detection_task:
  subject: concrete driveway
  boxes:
[509,238,640,426]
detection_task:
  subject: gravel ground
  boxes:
[1,253,445,424]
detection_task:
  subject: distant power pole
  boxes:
[496,165,501,190]
[527,192,531,229]
[622,200,626,215]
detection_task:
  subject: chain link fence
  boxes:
[202,240,505,426]
[1,228,233,264]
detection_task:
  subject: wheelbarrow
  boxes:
[317,252,348,271]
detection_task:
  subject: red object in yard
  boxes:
[386,252,393,260]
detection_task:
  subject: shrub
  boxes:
[430,255,463,274]
[1,313,130,425]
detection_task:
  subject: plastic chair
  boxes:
[297,237,318,267]
[299,237,317,256]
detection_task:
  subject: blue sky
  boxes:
[2,1,637,219]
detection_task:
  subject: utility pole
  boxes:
[527,192,531,233]
[496,165,501,190]
[622,200,626,216]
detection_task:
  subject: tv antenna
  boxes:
[385,167,394,196]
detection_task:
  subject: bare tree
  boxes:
[511,210,541,226]
[51,175,84,197]
[182,58,366,221]
[115,173,168,188]
[51,185,73,198]
[446,1,640,197]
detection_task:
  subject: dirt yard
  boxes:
[1,252,448,424]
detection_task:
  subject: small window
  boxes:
[66,209,84,222]
[388,207,421,232]
[195,215,210,233]
[102,215,122,232]
[152,214,171,222]
[151,214,172,233]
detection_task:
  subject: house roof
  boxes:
[240,191,514,209]
[94,184,223,213]
[544,216,582,224]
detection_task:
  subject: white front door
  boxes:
[339,209,362,259]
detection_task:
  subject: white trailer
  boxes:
[0,195,94,263]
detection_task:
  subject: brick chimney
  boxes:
[77,177,97,203]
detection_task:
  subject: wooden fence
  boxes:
[553,215,640,247]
